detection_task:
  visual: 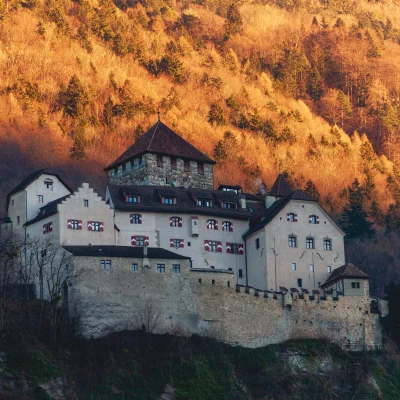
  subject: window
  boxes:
[136,236,145,246]
[309,215,317,224]
[297,278,302,288]
[229,243,239,254]
[138,158,143,168]
[171,158,177,170]
[288,236,297,248]
[310,264,314,272]
[256,238,260,249]
[157,155,163,168]
[197,163,204,174]
[122,164,126,175]
[101,260,111,270]
[172,264,180,273]
[223,202,236,209]
[238,269,243,278]
[212,279,215,286]
[324,239,332,251]
[170,217,181,227]
[163,197,174,205]
[198,278,202,284]
[132,263,138,271]
[208,240,218,252]
[127,195,139,203]
[157,264,165,273]
[130,161,135,171]
[11,199,14,206]
[288,213,295,222]
[84,199,89,207]
[207,219,218,230]
[306,237,315,249]
[44,178,53,190]
[37,195,44,203]
[184,161,190,172]
[173,239,181,248]
[223,221,233,232]
[292,263,296,271]
[113,168,118,177]
[92,221,100,231]
[70,219,80,230]
[198,199,211,207]
[227,281,230,288]
[131,214,141,224]
[17,216,20,225]
[351,282,360,289]
[327,266,332,273]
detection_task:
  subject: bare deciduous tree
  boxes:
[132,300,163,334]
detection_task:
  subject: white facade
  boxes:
[246,200,345,291]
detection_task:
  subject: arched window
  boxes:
[288,235,297,248]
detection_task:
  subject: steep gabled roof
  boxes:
[24,195,70,227]
[105,121,216,171]
[268,174,294,197]
[62,245,190,260]
[6,169,73,209]
[243,189,315,238]
[321,263,371,289]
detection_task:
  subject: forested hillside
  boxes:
[1,0,400,291]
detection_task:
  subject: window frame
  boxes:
[84,199,89,207]
[172,264,180,273]
[157,264,166,273]
[131,214,141,224]
[223,202,236,209]
[323,239,332,251]
[92,221,100,232]
[170,216,181,227]
[292,262,296,271]
[37,195,44,203]
[238,269,243,278]
[163,197,174,205]
[288,235,297,248]
[223,221,232,232]
[208,240,218,252]
[136,236,145,246]
[70,219,79,230]
[127,195,139,203]
[327,266,332,274]
[198,198,211,207]
[207,219,218,230]
[132,263,138,271]
[310,215,317,224]
[306,237,315,249]
[44,178,53,190]
[288,212,295,222]
[101,260,111,270]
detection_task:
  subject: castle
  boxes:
[1,119,386,350]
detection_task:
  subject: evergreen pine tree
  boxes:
[213,141,227,161]
[312,16,319,26]
[59,75,89,119]
[103,97,114,129]
[224,3,243,37]
[341,179,375,241]
[307,67,323,101]
[208,103,226,126]
[304,180,321,202]
[385,201,400,236]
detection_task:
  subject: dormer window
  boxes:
[171,158,177,170]
[309,215,319,224]
[44,178,53,190]
[163,197,175,205]
[127,195,139,203]
[197,163,204,174]
[198,199,211,207]
[223,202,236,209]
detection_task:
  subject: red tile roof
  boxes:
[105,121,216,171]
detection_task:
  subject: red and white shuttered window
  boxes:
[204,240,222,252]
[130,214,142,224]
[226,242,244,255]
[309,215,319,224]
[42,222,53,235]
[222,221,233,232]
[170,238,184,248]
[287,212,298,222]
[170,216,183,227]
[67,219,82,230]
[87,221,104,231]
[207,219,218,230]
[131,235,149,246]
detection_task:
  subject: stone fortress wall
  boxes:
[108,154,214,189]
[71,255,384,351]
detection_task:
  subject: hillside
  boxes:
[2,331,400,400]
[1,0,400,289]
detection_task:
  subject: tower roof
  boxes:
[321,263,371,289]
[268,174,294,197]
[105,121,216,171]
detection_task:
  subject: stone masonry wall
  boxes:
[70,256,383,351]
[108,154,214,189]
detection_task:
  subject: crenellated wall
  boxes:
[69,255,384,351]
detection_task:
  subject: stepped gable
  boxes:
[24,195,70,226]
[6,169,73,208]
[268,174,294,197]
[105,121,216,171]
[243,189,315,238]
[321,263,371,288]
[63,245,190,260]
[107,184,252,219]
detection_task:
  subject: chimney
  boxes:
[240,196,246,209]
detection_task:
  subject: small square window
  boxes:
[327,266,332,273]
[132,263,138,271]
[37,195,44,203]
[84,199,89,207]
[157,264,165,273]
[351,282,356,289]
[292,263,296,271]
[188,242,191,246]
[172,264,180,273]
[101,260,111,270]
[164,197,174,205]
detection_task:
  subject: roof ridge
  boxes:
[147,120,160,151]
